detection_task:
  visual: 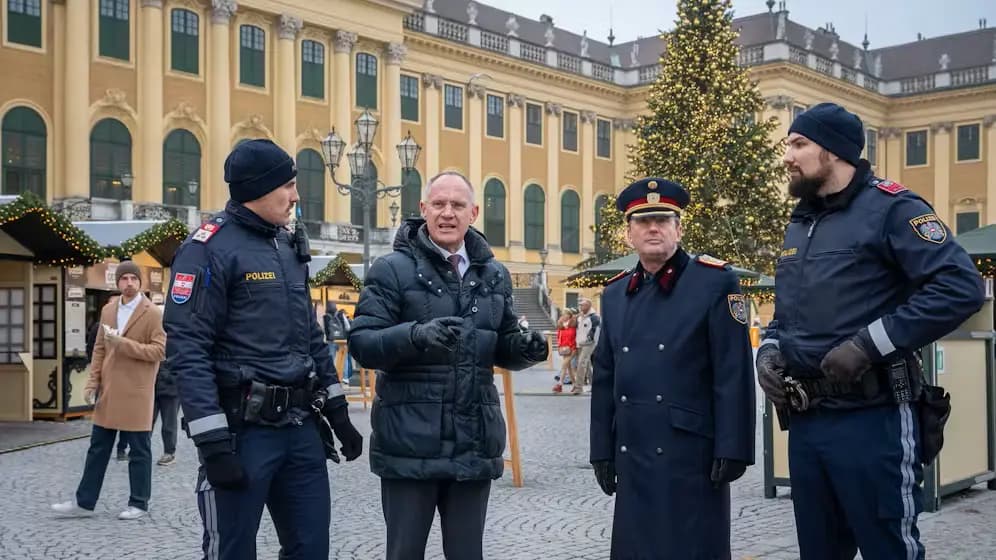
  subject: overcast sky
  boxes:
[484,0,996,48]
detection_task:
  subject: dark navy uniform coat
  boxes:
[590,249,756,560]
[164,202,340,446]
[765,161,984,385]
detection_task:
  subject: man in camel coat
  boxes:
[51,260,166,520]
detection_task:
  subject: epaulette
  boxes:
[606,269,630,285]
[870,177,907,196]
[695,254,729,270]
[192,216,226,243]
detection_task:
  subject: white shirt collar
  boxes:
[427,237,468,265]
[119,293,142,310]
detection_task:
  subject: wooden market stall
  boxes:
[31,220,189,420]
[0,194,103,422]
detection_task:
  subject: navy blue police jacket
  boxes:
[765,161,984,388]
[590,249,756,559]
[164,201,342,446]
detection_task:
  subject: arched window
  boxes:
[351,161,378,231]
[523,184,545,250]
[296,149,325,228]
[90,118,132,200]
[594,194,609,256]
[401,169,422,220]
[163,129,201,208]
[561,189,580,253]
[1,107,46,198]
[483,178,506,247]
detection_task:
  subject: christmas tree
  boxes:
[627,0,790,275]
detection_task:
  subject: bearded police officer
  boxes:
[589,178,756,559]
[758,103,984,559]
[164,139,363,559]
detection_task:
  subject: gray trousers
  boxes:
[381,478,491,560]
[153,395,180,455]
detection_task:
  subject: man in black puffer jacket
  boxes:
[349,171,548,560]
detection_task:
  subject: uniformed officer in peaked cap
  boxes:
[589,177,756,559]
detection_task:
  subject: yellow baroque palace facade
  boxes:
[2,0,996,308]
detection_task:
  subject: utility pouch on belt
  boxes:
[918,384,951,464]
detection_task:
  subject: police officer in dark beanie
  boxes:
[759,103,984,559]
[164,139,362,560]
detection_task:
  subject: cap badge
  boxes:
[647,192,660,204]
[647,180,658,190]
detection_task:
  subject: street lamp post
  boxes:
[321,109,421,278]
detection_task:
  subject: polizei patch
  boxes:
[171,272,196,304]
[727,294,748,325]
[909,214,947,244]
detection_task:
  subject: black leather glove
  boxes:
[756,344,788,408]
[592,460,617,496]
[710,458,748,488]
[820,335,872,384]
[521,331,549,362]
[411,316,463,352]
[199,439,248,490]
[325,404,363,461]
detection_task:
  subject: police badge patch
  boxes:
[727,294,748,325]
[909,214,947,244]
[171,272,196,304]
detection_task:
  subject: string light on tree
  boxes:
[628,0,792,275]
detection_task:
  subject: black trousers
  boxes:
[381,478,491,560]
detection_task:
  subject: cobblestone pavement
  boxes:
[2,366,995,559]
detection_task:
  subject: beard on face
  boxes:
[788,151,832,200]
[788,174,825,200]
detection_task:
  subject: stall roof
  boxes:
[955,224,996,257]
[564,252,760,287]
[73,219,190,265]
[309,255,364,289]
[0,193,103,265]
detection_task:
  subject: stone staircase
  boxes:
[512,286,557,334]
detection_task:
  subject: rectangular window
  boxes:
[170,9,198,74]
[957,124,981,162]
[597,118,611,158]
[486,94,504,138]
[865,129,878,166]
[565,292,579,310]
[906,130,928,166]
[956,211,980,234]
[355,53,378,109]
[0,287,25,364]
[33,285,55,359]
[526,103,543,145]
[400,75,419,121]
[444,85,463,130]
[301,40,325,99]
[99,0,129,61]
[562,111,578,152]
[8,0,42,47]
[239,25,265,87]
